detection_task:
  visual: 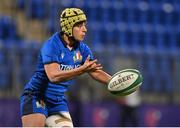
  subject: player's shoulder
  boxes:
[42,32,62,49]
[79,42,92,54]
[79,41,90,49]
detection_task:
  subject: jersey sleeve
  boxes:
[81,43,94,63]
[41,40,60,64]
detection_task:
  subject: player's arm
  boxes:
[88,69,111,85]
[44,56,102,83]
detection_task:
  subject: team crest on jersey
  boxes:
[73,51,82,62]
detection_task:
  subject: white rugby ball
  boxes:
[108,69,143,96]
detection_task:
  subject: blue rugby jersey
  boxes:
[23,32,94,97]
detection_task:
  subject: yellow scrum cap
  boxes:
[60,8,87,37]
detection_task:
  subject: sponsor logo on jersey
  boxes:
[60,64,81,71]
[73,51,82,62]
[61,52,65,59]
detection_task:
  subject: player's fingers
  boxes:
[85,55,90,62]
[95,64,103,69]
[91,66,103,71]
[96,63,102,67]
[95,66,103,70]
[89,59,97,65]
[92,63,102,69]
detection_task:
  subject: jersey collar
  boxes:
[58,32,79,51]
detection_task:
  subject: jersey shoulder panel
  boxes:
[41,33,63,64]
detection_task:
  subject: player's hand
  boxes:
[83,55,103,72]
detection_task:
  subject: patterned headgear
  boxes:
[60,8,87,37]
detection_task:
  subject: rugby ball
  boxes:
[108,69,143,96]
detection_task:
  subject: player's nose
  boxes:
[82,25,87,33]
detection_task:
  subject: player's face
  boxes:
[73,21,87,41]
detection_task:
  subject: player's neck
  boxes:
[62,34,75,50]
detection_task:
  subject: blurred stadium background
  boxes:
[0,0,180,126]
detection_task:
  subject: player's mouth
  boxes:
[82,35,85,38]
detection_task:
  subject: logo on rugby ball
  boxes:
[108,72,138,91]
[108,69,142,96]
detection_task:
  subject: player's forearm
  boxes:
[49,66,86,83]
[89,70,111,85]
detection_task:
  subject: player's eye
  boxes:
[77,24,83,28]
[75,22,87,28]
